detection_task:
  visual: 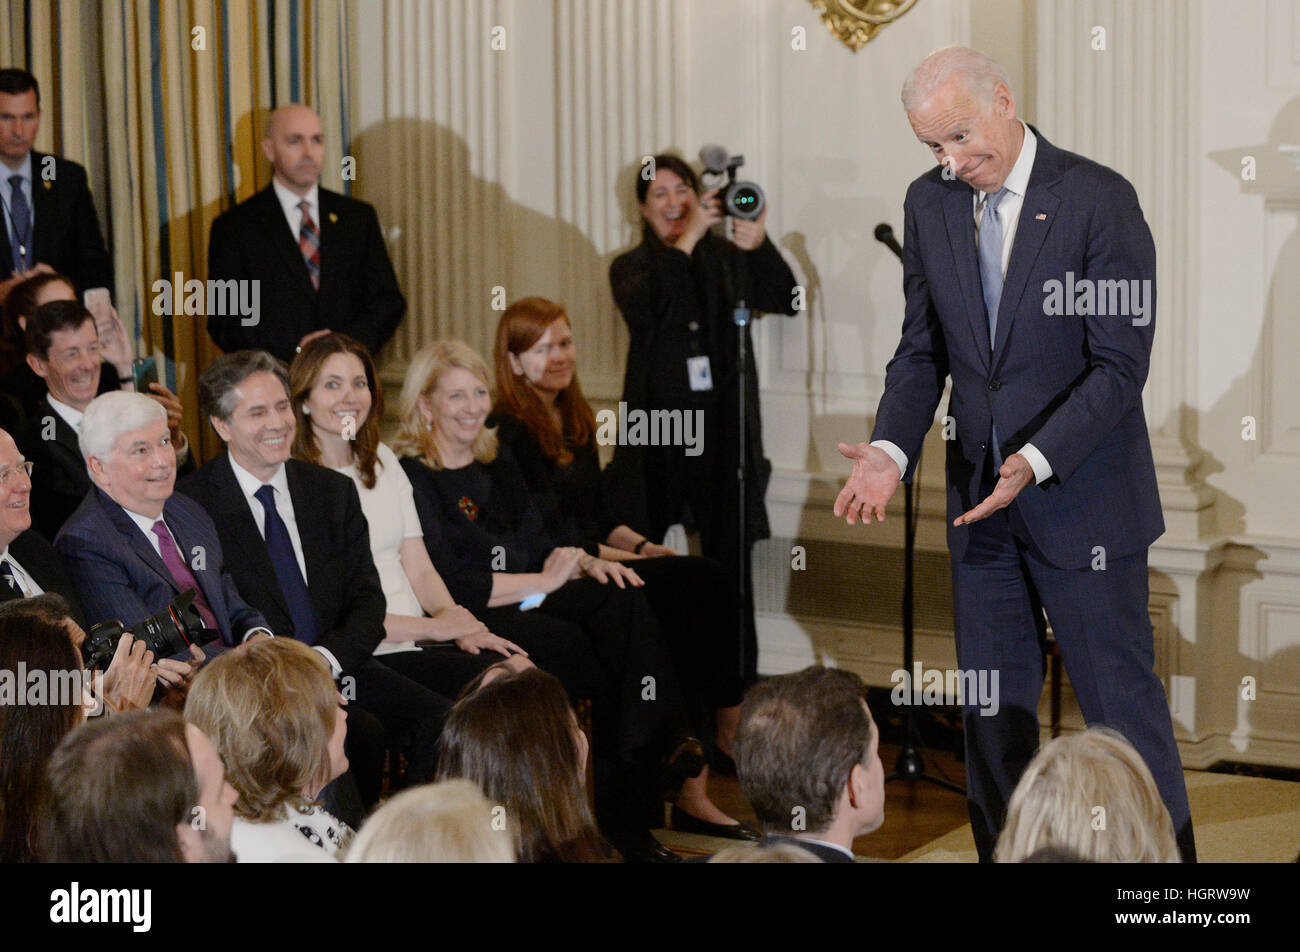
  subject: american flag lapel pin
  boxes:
[1034,212,1047,221]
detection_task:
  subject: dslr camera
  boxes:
[81,589,211,672]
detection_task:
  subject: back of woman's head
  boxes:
[436,667,605,862]
[492,297,595,465]
[995,727,1180,863]
[1,272,74,356]
[0,602,84,862]
[345,778,515,863]
[184,638,336,822]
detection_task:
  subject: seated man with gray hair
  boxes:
[733,665,886,863]
[54,391,272,690]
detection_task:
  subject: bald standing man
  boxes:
[206,104,405,362]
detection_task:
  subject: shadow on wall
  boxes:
[348,118,618,396]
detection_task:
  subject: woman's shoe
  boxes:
[670,804,761,842]
[661,736,707,802]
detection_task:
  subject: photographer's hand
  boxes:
[674,187,723,255]
[731,207,768,251]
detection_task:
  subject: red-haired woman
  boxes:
[491,296,759,842]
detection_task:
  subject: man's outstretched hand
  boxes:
[953,453,1034,526]
[833,442,902,525]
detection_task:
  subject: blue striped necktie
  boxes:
[254,484,320,644]
[979,188,1008,469]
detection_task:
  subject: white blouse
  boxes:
[231,803,351,863]
[334,442,425,655]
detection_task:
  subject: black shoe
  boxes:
[670,805,761,842]
[661,736,707,802]
[617,832,682,863]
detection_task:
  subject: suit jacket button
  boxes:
[988,380,1001,391]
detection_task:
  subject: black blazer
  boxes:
[0,151,114,294]
[206,185,405,362]
[177,455,385,676]
[0,528,87,629]
[18,392,195,542]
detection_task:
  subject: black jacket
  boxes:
[0,528,87,629]
[206,185,405,362]
[605,228,797,545]
[177,455,385,676]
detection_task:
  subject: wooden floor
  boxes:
[698,739,971,861]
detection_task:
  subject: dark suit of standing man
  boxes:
[177,350,445,811]
[0,69,113,297]
[834,47,1194,862]
[206,104,404,363]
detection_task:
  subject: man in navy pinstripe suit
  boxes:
[55,392,271,683]
[835,47,1194,861]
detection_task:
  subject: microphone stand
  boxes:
[732,232,751,681]
[875,224,965,797]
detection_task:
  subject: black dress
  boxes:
[400,450,695,838]
[493,412,744,721]
[607,226,799,680]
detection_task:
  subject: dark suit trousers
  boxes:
[350,658,449,794]
[952,478,1195,863]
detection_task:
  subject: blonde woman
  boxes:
[995,727,1181,863]
[186,638,351,863]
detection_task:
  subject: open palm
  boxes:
[833,442,902,525]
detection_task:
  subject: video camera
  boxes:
[698,145,766,221]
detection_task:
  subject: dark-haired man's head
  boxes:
[24,299,101,411]
[41,709,238,863]
[198,350,294,482]
[0,69,39,170]
[735,666,885,851]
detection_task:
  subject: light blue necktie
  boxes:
[978,188,1008,469]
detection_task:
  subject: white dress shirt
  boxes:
[227,455,339,672]
[873,120,1053,486]
[272,177,321,239]
[0,545,42,596]
[46,394,85,433]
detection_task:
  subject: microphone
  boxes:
[874,223,903,260]
[699,144,729,173]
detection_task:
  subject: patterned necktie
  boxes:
[978,187,1009,469]
[299,200,321,291]
[8,175,31,271]
[254,484,320,644]
[0,559,24,596]
[151,520,220,631]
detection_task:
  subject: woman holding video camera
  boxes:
[607,152,799,682]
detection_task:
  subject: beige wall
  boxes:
[352,0,1300,769]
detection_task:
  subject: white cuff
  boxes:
[312,645,343,679]
[1017,442,1053,485]
[242,627,274,643]
[870,440,908,479]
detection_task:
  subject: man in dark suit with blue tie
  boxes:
[0,69,114,298]
[177,350,445,809]
[54,392,264,691]
[834,47,1193,862]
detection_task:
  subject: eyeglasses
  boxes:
[0,460,34,485]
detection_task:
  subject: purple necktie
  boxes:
[152,520,220,632]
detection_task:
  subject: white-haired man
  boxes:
[834,46,1194,861]
[54,391,271,689]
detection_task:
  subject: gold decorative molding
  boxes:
[810,0,918,52]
